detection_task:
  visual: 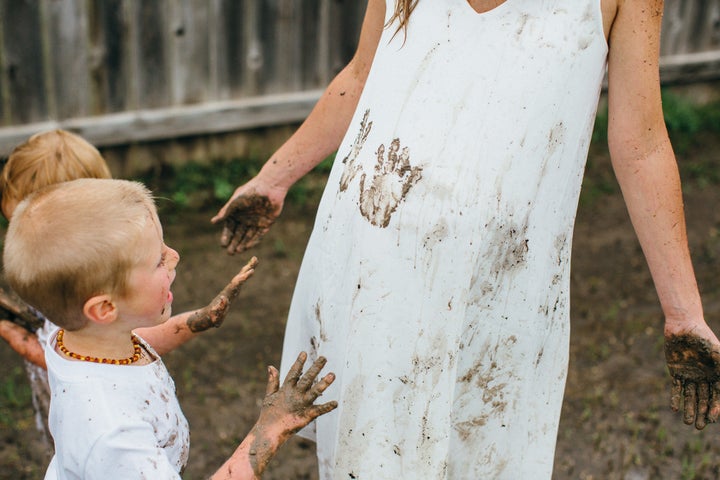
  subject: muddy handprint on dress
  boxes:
[339,110,372,192]
[358,138,423,228]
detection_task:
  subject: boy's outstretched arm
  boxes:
[135,256,258,355]
[0,320,45,368]
[0,288,47,368]
[211,351,337,480]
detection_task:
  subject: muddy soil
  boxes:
[0,142,719,479]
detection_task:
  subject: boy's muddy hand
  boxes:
[186,257,259,332]
[665,333,720,430]
[212,189,282,255]
[259,352,337,434]
[246,352,336,477]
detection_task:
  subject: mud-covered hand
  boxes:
[245,352,336,477]
[665,331,720,429]
[211,180,285,255]
[258,352,337,435]
[186,256,259,333]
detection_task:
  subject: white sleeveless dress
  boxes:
[280,1,608,478]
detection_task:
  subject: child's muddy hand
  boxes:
[186,257,258,332]
[213,190,282,255]
[260,352,337,435]
[242,353,335,478]
[665,333,720,430]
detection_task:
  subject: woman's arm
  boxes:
[212,0,387,254]
[606,0,720,429]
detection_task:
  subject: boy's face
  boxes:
[115,214,179,328]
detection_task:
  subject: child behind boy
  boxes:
[3,178,337,479]
[0,130,257,451]
[0,129,113,367]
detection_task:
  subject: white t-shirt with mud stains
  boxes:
[43,329,189,479]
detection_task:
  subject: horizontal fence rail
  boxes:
[0,0,718,157]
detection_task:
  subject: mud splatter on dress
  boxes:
[280,1,608,478]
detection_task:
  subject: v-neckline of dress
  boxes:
[462,0,512,16]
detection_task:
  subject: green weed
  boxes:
[0,366,32,427]
[139,154,335,215]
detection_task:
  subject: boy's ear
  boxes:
[83,295,117,325]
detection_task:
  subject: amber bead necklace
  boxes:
[56,328,142,365]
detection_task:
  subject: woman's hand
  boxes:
[665,326,720,429]
[212,180,285,255]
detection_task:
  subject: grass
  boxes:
[0,366,32,428]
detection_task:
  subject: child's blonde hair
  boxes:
[4,179,157,331]
[0,130,111,218]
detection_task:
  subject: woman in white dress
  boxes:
[214,1,720,478]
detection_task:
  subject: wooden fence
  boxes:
[0,0,718,162]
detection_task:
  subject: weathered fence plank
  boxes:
[136,1,170,109]
[0,0,47,125]
[167,0,211,105]
[46,0,91,120]
[87,0,128,114]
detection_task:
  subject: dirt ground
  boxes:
[0,138,719,479]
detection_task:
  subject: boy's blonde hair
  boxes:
[0,130,111,217]
[4,179,157,331]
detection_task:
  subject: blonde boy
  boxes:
[0,131,258,458]
[4,178,336,479]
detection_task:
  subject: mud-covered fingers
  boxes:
[304,372,336,403]
[683,381,698,425]
[670,377,683,412]
[696,382,710,430]
[228,231,255,255]
[708,383,720,423]
[296,356,328,392]
[265,366,280,397]
[225,267,256,296]
[282,351,308,387]
[220,258,259,300]
[235,225,268,254]
[234,257,259,283]
[305,400,339,420]
[226,227,245,255]
[670,376,683,412]
[243,256,260,272]
[219,216,237,248]
[238,235,263,253]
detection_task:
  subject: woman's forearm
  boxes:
[610,137,704,328]
[256,65,369,193]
